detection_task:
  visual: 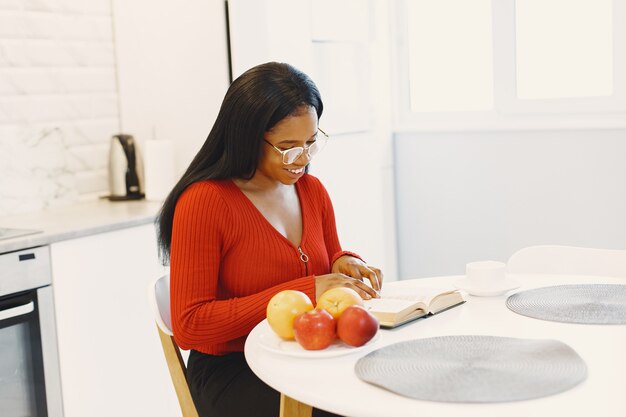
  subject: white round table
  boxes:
[244,274,626,417]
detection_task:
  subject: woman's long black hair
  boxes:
[156,62,324,264]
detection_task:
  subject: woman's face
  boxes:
[255,106,319,186]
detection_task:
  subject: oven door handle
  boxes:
[0,300,35,321]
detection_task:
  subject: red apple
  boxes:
[293,309,337,350]
[337,305,379,347]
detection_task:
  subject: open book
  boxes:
[363,287,465,328]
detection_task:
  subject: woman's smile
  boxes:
[286,166,306,176]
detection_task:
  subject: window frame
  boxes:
[392,0,626,131]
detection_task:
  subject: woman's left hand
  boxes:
[332,255,383,296]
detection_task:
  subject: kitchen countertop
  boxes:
[0,198,164,253]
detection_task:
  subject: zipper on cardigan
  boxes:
[298,246,309,274]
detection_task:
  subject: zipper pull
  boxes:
[297,246,309,263]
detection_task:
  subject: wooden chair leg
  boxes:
[157,325,199,417]
[280,393,313,417]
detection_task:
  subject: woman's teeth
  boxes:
[287,167,304,174]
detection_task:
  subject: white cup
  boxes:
[465,260,506,288]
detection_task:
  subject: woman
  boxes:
[157,62,383,417]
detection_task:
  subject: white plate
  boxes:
[454,277,520,297]
[257,324,380,359]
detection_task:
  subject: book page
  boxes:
[364,285,465,327]
[378,286,458,306]
[363,297,427,315]
[363,297,428,327]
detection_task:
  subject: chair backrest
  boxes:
[507,245,626,278]
[148,275,199,417]
[151,274,174,335]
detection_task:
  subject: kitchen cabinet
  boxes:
[50,224,179,417]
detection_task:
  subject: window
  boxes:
[515,0,613,100]
[394,0,626,130]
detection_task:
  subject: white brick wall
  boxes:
[0,0,120,215]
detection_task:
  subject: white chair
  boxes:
[149,276,310,417]
[148,274,199,417]
[507,245,626,278]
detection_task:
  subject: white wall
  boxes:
[394,129,626,279]
[0,0,230,215]
[227,0,313,78]
[0,0,119,215]
[111,0,230,177]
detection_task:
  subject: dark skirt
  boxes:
[186,350,342,417]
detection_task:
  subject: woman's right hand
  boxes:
[315,273,380,301]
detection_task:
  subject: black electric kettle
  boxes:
[107,134,144,201]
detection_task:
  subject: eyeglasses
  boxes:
[263,128,329,165]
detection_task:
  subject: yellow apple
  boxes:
[266,290,314,340]
[316,287,364,320]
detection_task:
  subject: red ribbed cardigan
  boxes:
[170,174,350,355]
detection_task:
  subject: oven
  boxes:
[0,246,63,417]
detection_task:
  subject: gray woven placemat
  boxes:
[355,335,586,403]
[506,284,626,324]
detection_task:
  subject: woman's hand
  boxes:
[315,273,380,301]
[313,255,384,301]
[332,255,383,293]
